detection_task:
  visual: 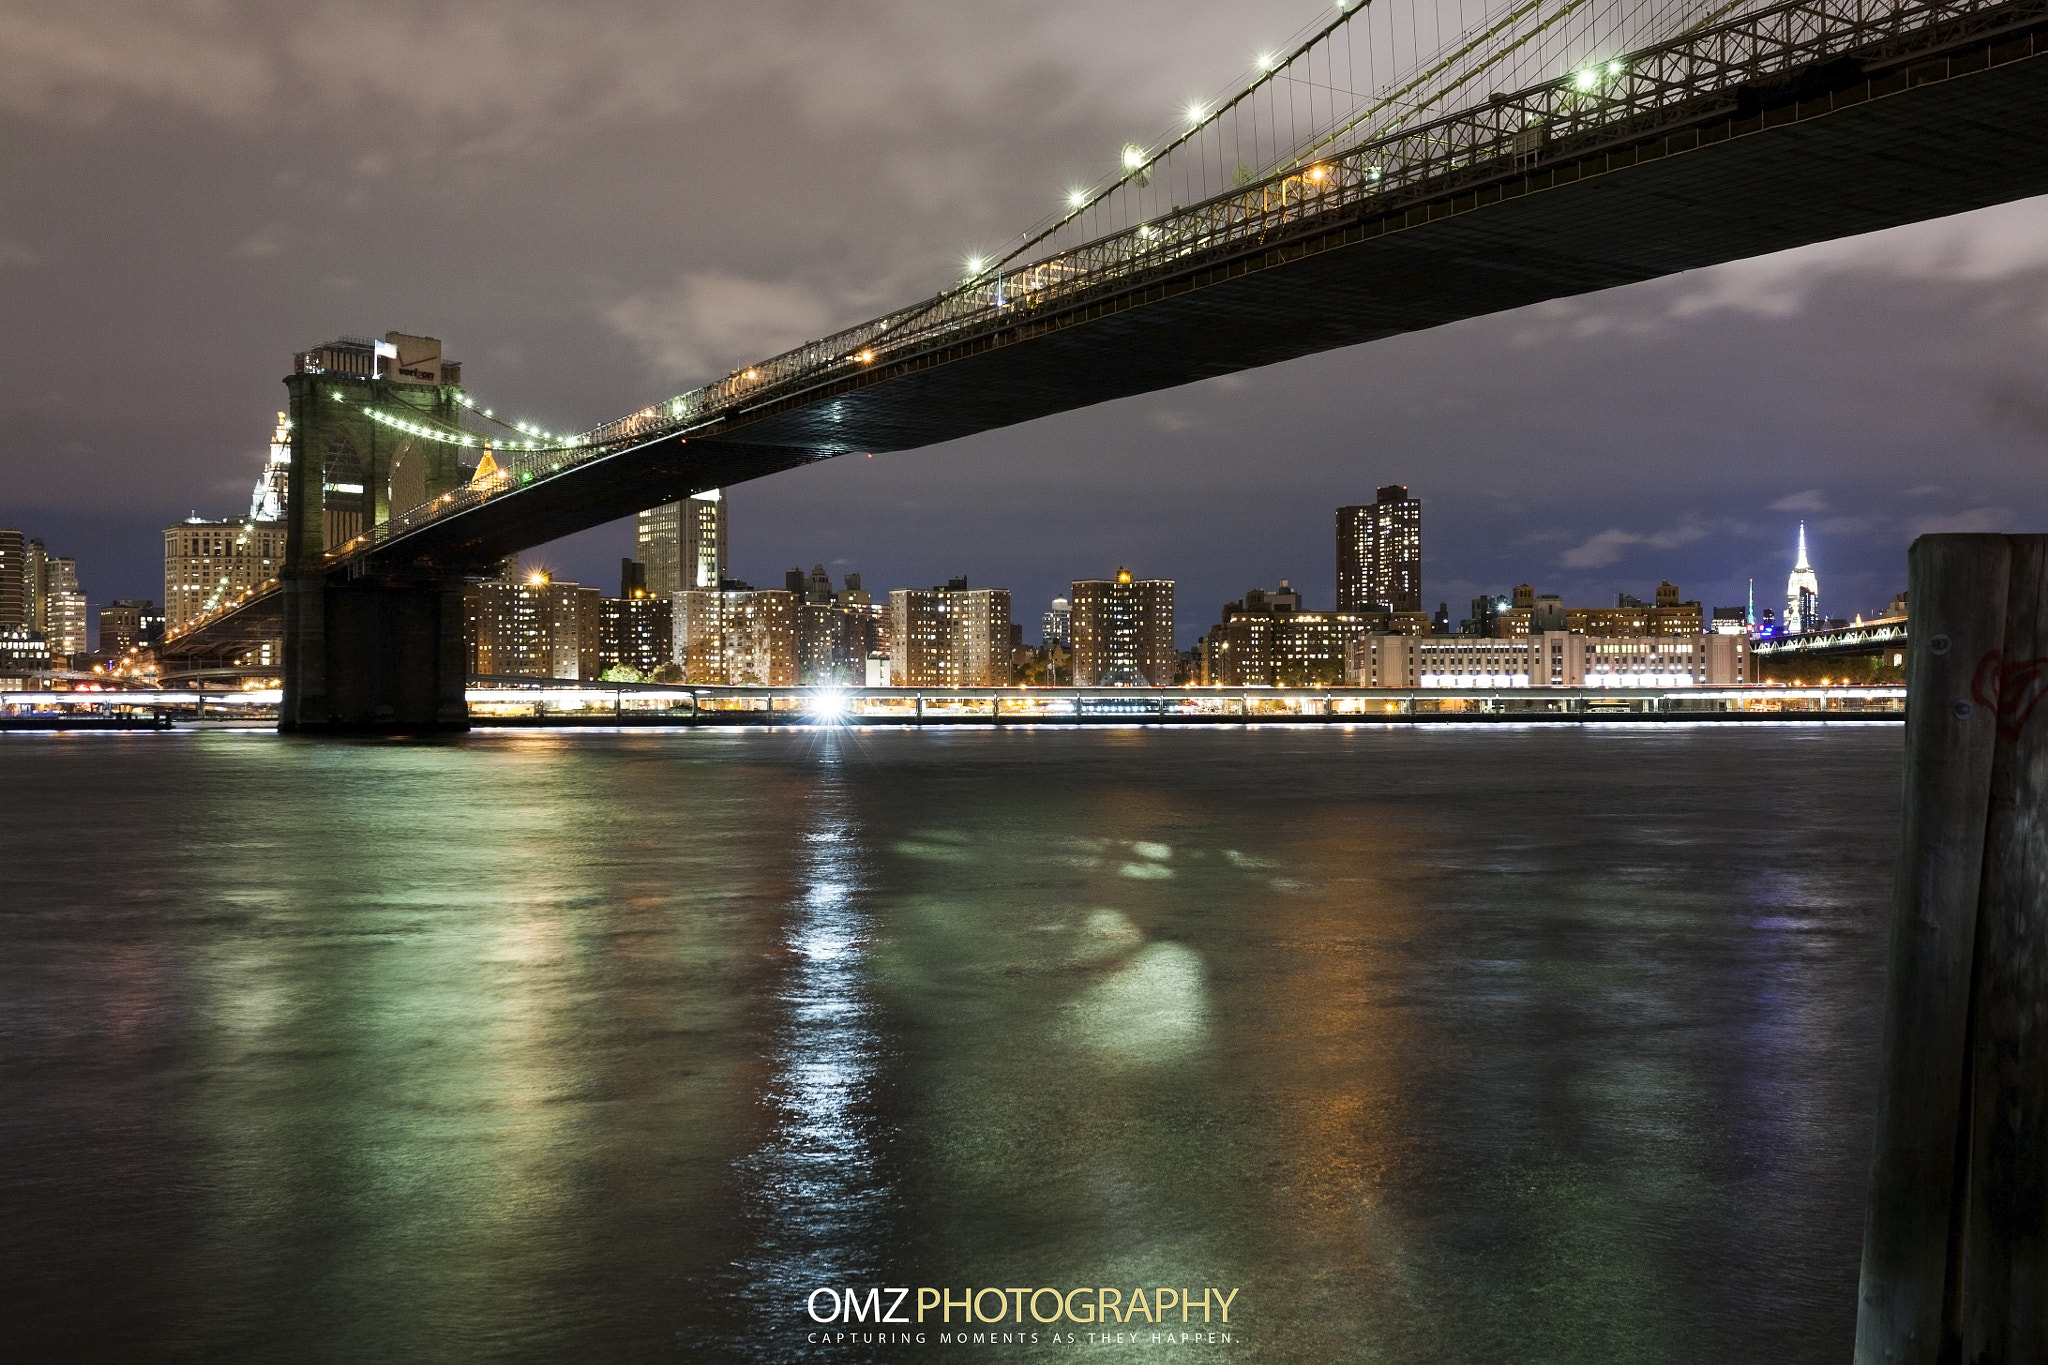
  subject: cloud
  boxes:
[234,222,289,257]
[1513,197,2048,343]
[1769,489,1828,512]
[1558,519,1709,568]
[605,271,835,384]
[0,240,35,267]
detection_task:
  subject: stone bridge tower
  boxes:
[280,333,479,732]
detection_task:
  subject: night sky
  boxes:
[5,1,2046,645]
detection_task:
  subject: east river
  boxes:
[3,724,1901,1363]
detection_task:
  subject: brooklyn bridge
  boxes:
[159,0,2048,730]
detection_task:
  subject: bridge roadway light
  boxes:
[1185,102,1205,124]
[1122,144,1147,170]
[1573,69,1599,91]
[1067,189,1088,209]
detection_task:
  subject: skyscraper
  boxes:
[637,491,726,598]
[0,527,22,629]
[1069,569,1175,686]
[1786,522,1820,634]
[43,557,86,661]
[1336,485,1422,613]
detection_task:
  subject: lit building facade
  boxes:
[0,624,49,683]
[1042,597,1071,649]
[1336,485,1423,613]
[99,600,163,655]
[1786,522,1820,633]
[466,576,603,679]
[888,580,1012,686]
[1070,569,1174,686]
[0,527,22,630]
[1201,583,1430,686]
[600,593,673,675]
[637,491,726,599]
[1347,631,1750,687]
[163,517,288,629]
[676,588,797,685]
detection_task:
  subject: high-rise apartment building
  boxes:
[163,517,289,628]
[465,575,602,679]
[0,527,22,629]
[1069,568,1175,686]
[637,491,726,599]
[888,579,1011,686]
[675,588,797,685]
[1336,485,1423,613]
[600,561,673,675]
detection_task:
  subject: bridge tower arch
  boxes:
[280,335,477,732]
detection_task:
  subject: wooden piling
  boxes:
[1960,534,2048,1361]
[1856,534,2011,1365]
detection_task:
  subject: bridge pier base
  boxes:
[280,573,469,733]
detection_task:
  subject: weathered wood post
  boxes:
[1855,533,2048,1362]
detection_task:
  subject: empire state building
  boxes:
[1785,522,1820,634]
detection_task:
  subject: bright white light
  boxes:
[966,255,986,274]
[1185,102,1205,123]
[1606,59,1624,77]
[808,689,849,722]
[1067,189,1088,209]
[1574,68,1599,91]
[1122,144,1147,170]
[1257,51,1277,72]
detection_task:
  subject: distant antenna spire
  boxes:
[1747,578,1755,626]
[1795,521,1811,572]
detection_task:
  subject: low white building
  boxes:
[1346,631,1749,688]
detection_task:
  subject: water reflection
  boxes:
[2,726,1902,1364]
[732,735,896,1348]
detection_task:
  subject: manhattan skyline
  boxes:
[4,2,2044,640]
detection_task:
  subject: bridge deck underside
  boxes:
[366,41,2048,569]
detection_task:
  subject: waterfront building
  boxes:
[466,574,603,679]
[163,516,288,629]
[1069,568,1174,686]
[637,491,725,599]
[1346,631,1750,687]
[1042,597,1071,649]
[0,527,22,629]
[1202,581,1429,686]
[1711,607,1748,635]
[1786,522,1820,633]
[676,587,797,685]
[1336,485,1423,613]
[888,579,1011,686]
[1565,581,1705,637]
[0,624,49,683]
